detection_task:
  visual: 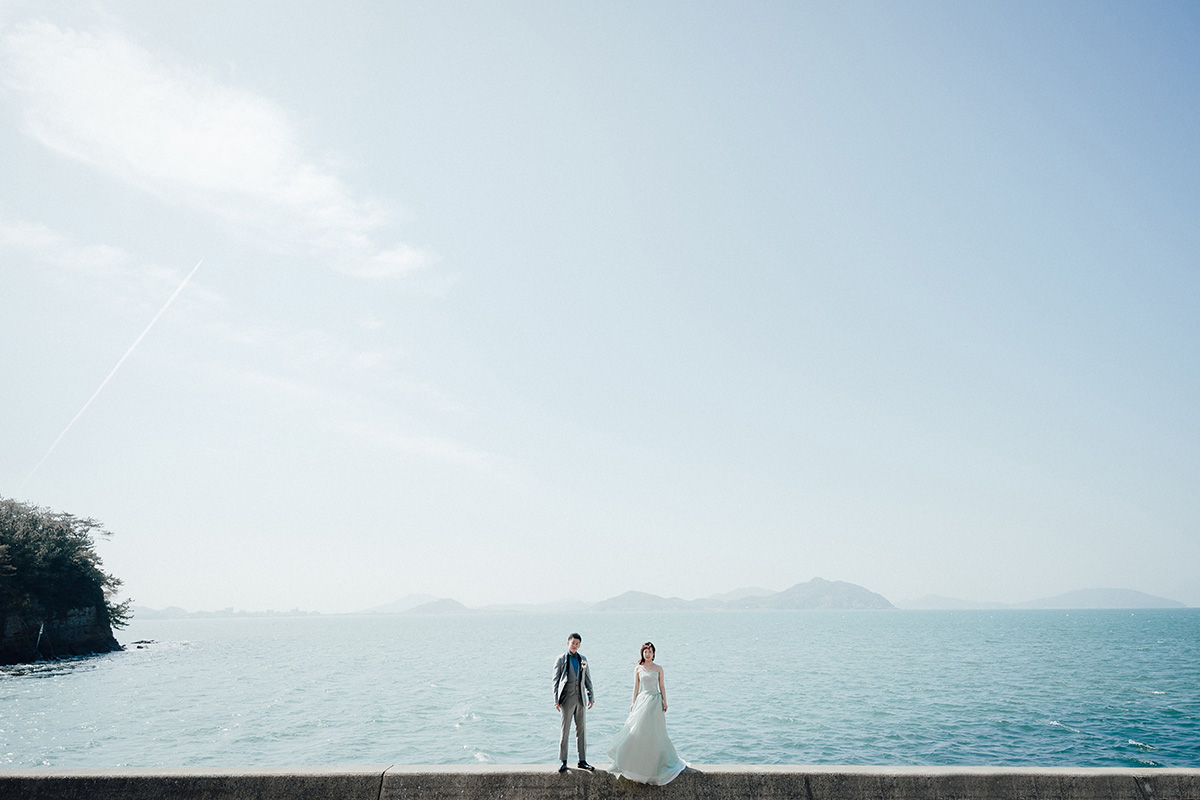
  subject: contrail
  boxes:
[21,258,204,491]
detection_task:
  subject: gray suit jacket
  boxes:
[553,651,594,705]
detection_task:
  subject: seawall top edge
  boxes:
[4,765,1200,777]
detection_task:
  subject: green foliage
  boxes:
[0,497,131,629]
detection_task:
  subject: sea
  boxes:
[2,609,1198,770]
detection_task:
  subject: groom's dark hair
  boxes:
[568,632,581,642]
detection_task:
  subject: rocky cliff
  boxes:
[1,606,121,665]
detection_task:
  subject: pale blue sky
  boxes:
[2,1,1198,612]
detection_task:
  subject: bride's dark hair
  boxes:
[638,641,655,664]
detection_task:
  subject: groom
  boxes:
[553,632,595,772]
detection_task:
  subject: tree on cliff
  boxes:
[0,497,131,632]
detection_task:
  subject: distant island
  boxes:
[1,498,128,665]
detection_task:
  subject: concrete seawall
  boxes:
[3,765,1200,800]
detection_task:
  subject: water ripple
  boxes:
[1,610,1198,768]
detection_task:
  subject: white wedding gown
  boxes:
[606,668,687,785]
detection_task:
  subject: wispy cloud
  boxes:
[0,216,224,307]
[0,217,130,277]
[0,19,476,472]
[2,214,475,464]
[201,317,468,416]
[216,366,496,469]
[0,20,432,278]
[203,319,394,377]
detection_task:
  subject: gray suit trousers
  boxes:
[558,692,586,762]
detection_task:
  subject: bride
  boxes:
[606,642,688,785]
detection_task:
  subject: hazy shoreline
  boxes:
[132,580,1189,619]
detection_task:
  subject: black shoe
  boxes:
[577,761,595,771]
[558,761,568,773]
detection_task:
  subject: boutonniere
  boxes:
[579,660,587,668]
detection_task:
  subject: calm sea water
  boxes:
[2,609,1198,769]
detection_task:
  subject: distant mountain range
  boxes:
[399,577,894,615]
[394,582,1188,615]
[898,588,1186,610]
[131,582,1189,620]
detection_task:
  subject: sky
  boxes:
[2,1,1198,613]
